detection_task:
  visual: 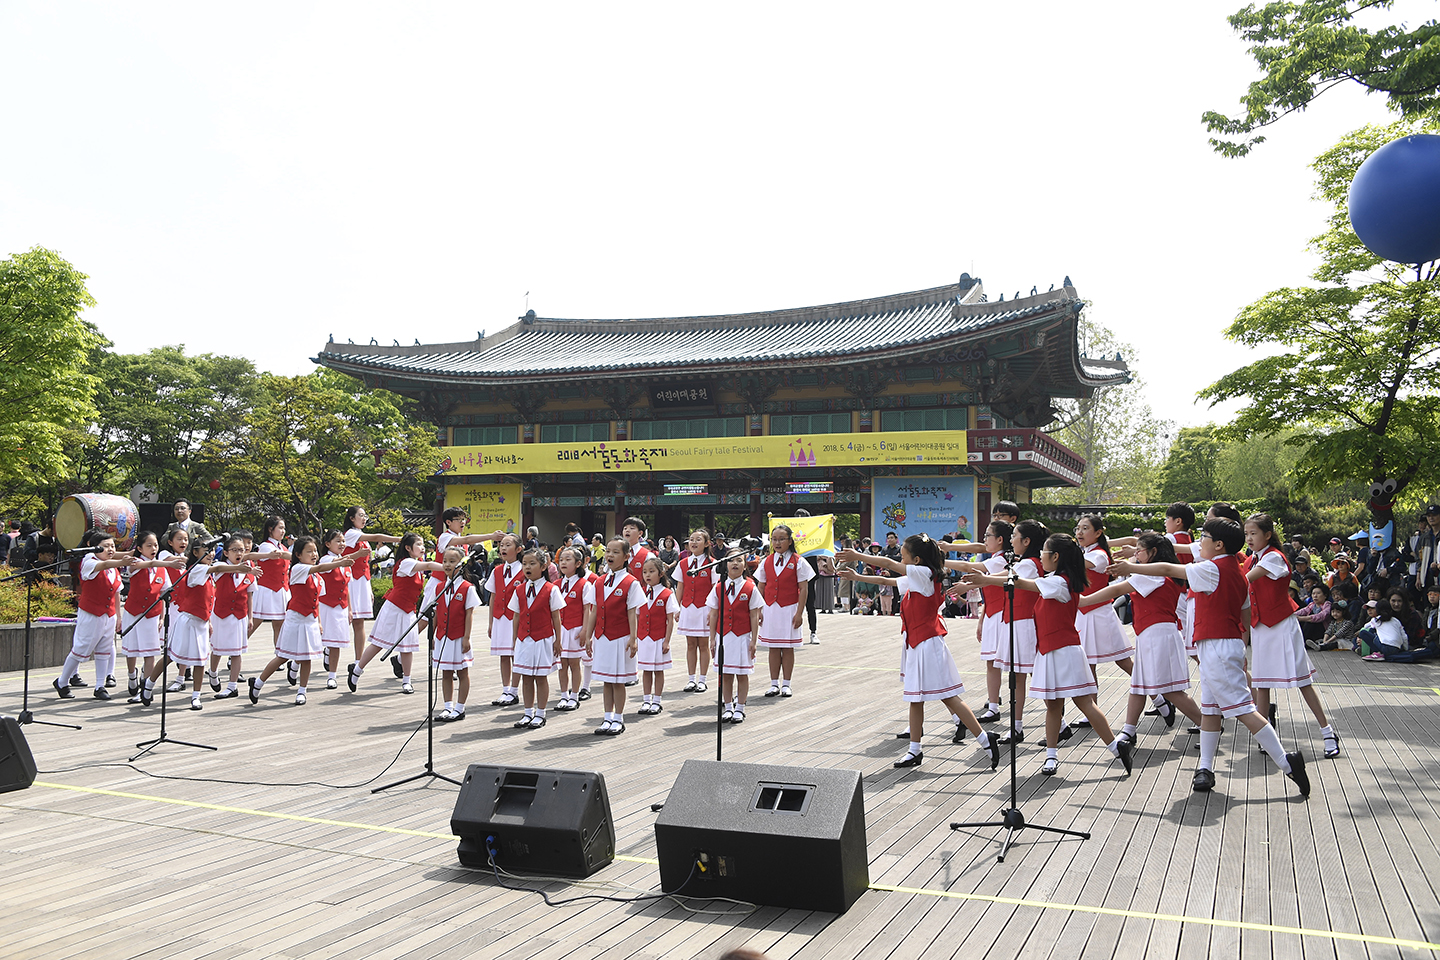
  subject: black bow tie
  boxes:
[728,583,735,597]
[527,583,535,599]
[607,574,615,589]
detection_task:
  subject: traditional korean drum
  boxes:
[55,493,140,551]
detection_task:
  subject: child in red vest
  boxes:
[348,533,440,695]
[636,556,678,715]
[208,536,258,700]
[432,545,481,722]
[341,506,402,660]
[57,531,134,701]
[249,536,353,705]
[844,534,1000,770]
[678,528,718,694]
[486,533,525,706]
[965,533,1133,778]
[1243,513,1338,758]
[623,516,654,582]
[318,529,363,690]
[553,545,597,712]
[120,531,185,698]
[509,547,564,728]
[755,525,813,699]
[707,552,762,723]
[587,538,644,735]
[244,515,291,650]
[1114,518,1311,796]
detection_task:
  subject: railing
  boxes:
[967,429,1084,486]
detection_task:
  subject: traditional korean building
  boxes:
[314,275,1128,544]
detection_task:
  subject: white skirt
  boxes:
[591,635,636,683]
[513,635,558,676]
[901,635,965,702]
[637,636,673,672]
[348,576,374,619]
[433,635,473,672]
[1197,637,1257,717]
[995,619,1038,674]
[1130,622,1191,696]
[489,615,516,656]
[1249,617,1316,688]
[71,609,115,660]
[168,611,211,667]
[369,600,422,654]
[559,624,586,659]
[1182,597,1197,656]
[1077,606,1135,664]
[677,604,710,636]
[1029,644,1097,700]
[978,612,1004,662]
[251,585,290,620]
[120,610,162,657]
[276,610,323,660]
[758,601,803,647]
[319,603,349,646]
[714,631,754,675]
[209,615,249,657]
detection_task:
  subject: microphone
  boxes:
[66,546,104,556]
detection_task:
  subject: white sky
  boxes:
[0,2,1417,431]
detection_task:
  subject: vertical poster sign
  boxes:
[870,477,977,543]
[451,484,523,538]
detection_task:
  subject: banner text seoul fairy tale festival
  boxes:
[436,430,968,476]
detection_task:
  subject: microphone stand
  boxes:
[1,555,83,730]
[950,559,1089,862]
[373,576,462,793]
[130,567,217,761]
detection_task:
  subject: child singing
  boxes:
[509,547,564,729]
[319,529,363,690]
[486,533,525,706]
[755,525,813,700]
[707,552,762,723]
[208,536,258,700]
[636,556,678,715]
[56,531,133,702]
[553,545,596,713]
[587,538,644,735]
[341,507,401,660]
[249,536,353,705]
[678,528,717,693]
[432,545,480,722]
[120,531,183,698]
[348,533,443,694]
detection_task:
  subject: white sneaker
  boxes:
[326,677,338,690]
[809,631,818,644]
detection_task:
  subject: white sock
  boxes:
[907,741,922,756]
[1153,695,1166,707]
[455,702,466,714]
[402,675,411,684]
[95,653,113,687]
[951,714,962,727]
[1014,717,1023,733]
[781,680,790,689]
[296,685,306,695]
[989,702,1001,713]
[445,700,454,712]
[1320,724,1334,737]
[1108,740,1120,757]
[354,665,365,676]
[328,672,336,681]
[1198,729,1221,770]
[1046,747,1059,760]
[1123,723,1137,737]
[58,653,83,688]
[129,668,139,679]
[255,678,265,690]
[536,708,545,719]
[227,681,237,692]
[524,707,534,718]
[1253,723,1291,772]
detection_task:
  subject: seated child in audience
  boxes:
[1314,601,1356,651]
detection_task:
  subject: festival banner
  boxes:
[768,513,836,557]
[437,430,967,476]
[449,483,523,539]
[870,476,977,543]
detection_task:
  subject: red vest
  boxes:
[1002,559,1040,622]
[679,554,714,609]
[1249,547,1298,627]
[1192,554,1247,641]
[287,572,321,618]
[899,578,946,649]
[761,552,801,606]
[432,579,472,641]
[593,572,638,640]
[713,578,756,636]
[627,545,654,582]
[212,571,252,620]
[1173,531,1198,600]
[318,561,350,609]
[174,569,216,620]
[639,587,674,641]
[385,565,424,613]
[124,567,166,618]
[1078,547,1111,613]
[1132,578,1182,635]
[514,579,557,641]
[559,573,593,630]
[342,534,370,579]
[159,553,183,588]
[256,540,290,591]
[1034,578,1081,655]
[490,562,523,622]
[77,563,119,617]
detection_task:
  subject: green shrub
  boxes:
[0,577,77,623]
[372,575,392,608]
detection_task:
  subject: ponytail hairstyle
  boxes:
[642,555,672,589]
[397,532,424,558]
[1246,512,1284,553]
[322,529,345,556]
[987,519,1014,544]
[1044,533,1089,595]
[164,526,188,553]
[903,533,945,583]
[261,515,284,542]
[344,506,364,530]
[1136,532,1184,585]
[289,536,317,563]
[1078,514,1110,555]
[1014,519,1048,560]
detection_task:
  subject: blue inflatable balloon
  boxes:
[1348,134,1440,264]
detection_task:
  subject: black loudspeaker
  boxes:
[0,716,37,793]
[451,764,614,878]
[654,759,868,913]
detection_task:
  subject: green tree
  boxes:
[1157,426,1225,504]
[1205,1,1440,156]
[1200,122,1440,500]
[1215,430,1304,499]
[0,248,101,487]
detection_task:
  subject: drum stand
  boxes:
[1,558,81,730]
[373,579,461,793]
[129,580,217,761]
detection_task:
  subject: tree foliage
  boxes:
[0,248,101,487]
[1157,426,1226,505]
[1206,1,1440,156]
[1199,122,1440,500]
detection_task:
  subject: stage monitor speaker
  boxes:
[0,716,37,793]
[451,764,614,878]
[654,759,868,914]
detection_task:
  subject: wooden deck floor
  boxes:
[3,611,1440,959]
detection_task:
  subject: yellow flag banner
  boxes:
[437,430,967,476]
[449,483,523,539]
[770,514,835,557]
